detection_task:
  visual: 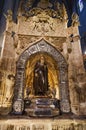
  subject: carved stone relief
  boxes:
[13,35,66,61]
[0,121,86,130]
[18,11,67,37]
[0,73,15,102]
[14,35,41,57]
[3,74,15,103]
[21,0,67,21]
[45,37,66,52]
[0,71,15,115]
[32,125,44,130]
[13,39,70,114]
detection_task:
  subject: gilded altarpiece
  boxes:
[0,1,86,129]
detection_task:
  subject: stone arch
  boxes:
[13,39,70,114]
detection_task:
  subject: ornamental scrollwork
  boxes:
[21,0,67,21]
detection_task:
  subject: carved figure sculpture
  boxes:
[3,74,15,103]
[72,12,80,27]
[33,55,48,96]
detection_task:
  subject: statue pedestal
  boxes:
[24,98,60,117]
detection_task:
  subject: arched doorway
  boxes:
[13,39,70,114]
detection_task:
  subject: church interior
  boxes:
[0,0,86,130]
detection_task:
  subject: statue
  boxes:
[3,74,15,103]
[72,12,80,27]
[33,55,49,96]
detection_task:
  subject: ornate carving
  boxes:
[21,0,67,21]
[72,12,80,27]
[32,125,44,130]
[15,36,67,58]
[46,37,66,52]
[60,99,70,113]
[15,35,40,57]
[13,99,24,114]
[0,73,15,108]
[13,39,70,114]
[0,122,85,130]
[19,1,68,37]
[25,53,59,98]
[4,10,13,22]
[52,123,85,130]
[52,125,58,130]
[13,33,19,48]
[3,74,15,104]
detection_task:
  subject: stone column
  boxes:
[0,34,5,59]
[72,38,84,74]
[66,26,85,115]
[59,66,71,113]
[67,26,85,74]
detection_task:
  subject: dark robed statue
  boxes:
[33,55,48,96]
